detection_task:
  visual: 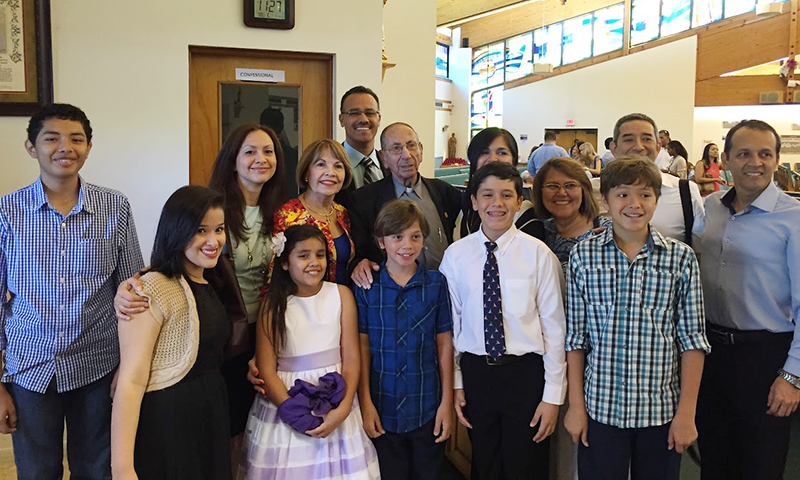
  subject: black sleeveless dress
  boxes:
[134,280,232,480]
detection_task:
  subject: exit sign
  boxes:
[566,119,575,126]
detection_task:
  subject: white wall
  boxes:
[694,105,800,166]
[434,78,453,164]
[0,0,384,258]
[380,0,436,177]
[502,37,698,159]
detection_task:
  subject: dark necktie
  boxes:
[483,241,506,358]
[363,158,378,185]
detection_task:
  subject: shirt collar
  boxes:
[598,223,666,252]
[378,261,425,289]
[722,183,779,214]
[393,174,421,198]
[343,140,378,168]
[31,176,92,214]
[477,224,518,255]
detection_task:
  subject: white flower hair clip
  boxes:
[272,232,287,258]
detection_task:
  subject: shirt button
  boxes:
[59,305,65,311]
[725,238,730,243]
[61,250,66,256]
[622,381,627,386]
[59,332,65,338]
[623,345,628,349]
[721,262,726,267]
[60,223,66,228]
[54,355,61,361]
[60,277,65,284]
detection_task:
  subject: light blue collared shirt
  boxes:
[0,177,144,393]
[699,183,800,375]
[527,142,569,177]
[343,141,383,190]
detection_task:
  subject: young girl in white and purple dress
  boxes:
[239,224,380,479]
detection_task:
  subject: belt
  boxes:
[706,324,792,346]
[464,352,528,366]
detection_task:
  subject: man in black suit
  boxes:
[349,122,462,287]
[336,86,386,208]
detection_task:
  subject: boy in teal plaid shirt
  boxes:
[564,155,711,480]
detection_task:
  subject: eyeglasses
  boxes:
[543,182,580,192]
[385,142,421,155]
[342,109,380,118]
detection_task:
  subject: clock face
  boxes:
[254,0,286,20]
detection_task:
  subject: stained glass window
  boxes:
[533,23,563,68]
[506,32,533,82]
[693,0,723,28]
[631,0,660,46]
[661,0,691,37]
[436,43,449,78]
[486,42,505,87]
[593,3,624,56]
[487,87,503,128]
[471,90,487,130]
[724,0,756,18]
[471,46,489,89]
[562,14,593,65]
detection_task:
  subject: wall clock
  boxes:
[244,0,295,30]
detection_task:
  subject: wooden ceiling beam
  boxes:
[458,0,620,48]
[437,0,524,27]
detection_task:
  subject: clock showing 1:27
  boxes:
[244,0,295,29]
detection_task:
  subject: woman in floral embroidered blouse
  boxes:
[273,139,355,285]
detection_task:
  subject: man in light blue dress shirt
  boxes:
[527,130,568,177]
[0,104,144,478]
[336,86,385,207]
[696,120,800,480]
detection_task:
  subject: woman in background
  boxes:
[694,143,727,196]
[665,140,689,179]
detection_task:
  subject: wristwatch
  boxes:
[778,369,800,389]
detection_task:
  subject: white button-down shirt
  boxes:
[439,225,567,405]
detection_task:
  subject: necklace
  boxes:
[300,193,335,225]
[230,215,270,286]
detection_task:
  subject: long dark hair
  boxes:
[667,140,689,160]
[463,128,519,234]
[702,143,718,167]
[262,224,330,354]
[208,124,285,245]
[149,185,225,279]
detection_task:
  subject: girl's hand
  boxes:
[360,401,385,438]
[246,357,266,395]
[433,401,453,443]
[306,404,350,438]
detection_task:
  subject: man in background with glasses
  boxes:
[350,122,462,288]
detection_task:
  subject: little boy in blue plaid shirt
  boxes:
[355,200,454,480]
[565,156,711,480]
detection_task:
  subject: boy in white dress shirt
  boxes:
[439,162,567,479]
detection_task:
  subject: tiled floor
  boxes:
[0,417,796,479]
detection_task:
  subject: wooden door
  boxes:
[547,128,599,156]
[189,46,333,189]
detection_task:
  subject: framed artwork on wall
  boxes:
[0,0,53,116]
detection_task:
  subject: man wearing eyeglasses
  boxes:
[349,122,463,288]
[338,86,386,195]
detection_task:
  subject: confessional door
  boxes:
[189,46,333,194]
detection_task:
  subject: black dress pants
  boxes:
[696,329,793,480]
[371,419,445,480]
[461,352,549,480]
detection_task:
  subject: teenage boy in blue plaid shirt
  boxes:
[355,199,454,480]
[565,156,710,479]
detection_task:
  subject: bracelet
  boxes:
[778,369,800,389]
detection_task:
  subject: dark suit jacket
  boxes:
[347,175,464,266]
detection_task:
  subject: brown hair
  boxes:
[600,155,662,199]
[532,157,599,221]
[296,139,353,191]
[208,124,284,244]
[373,199,430,240]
